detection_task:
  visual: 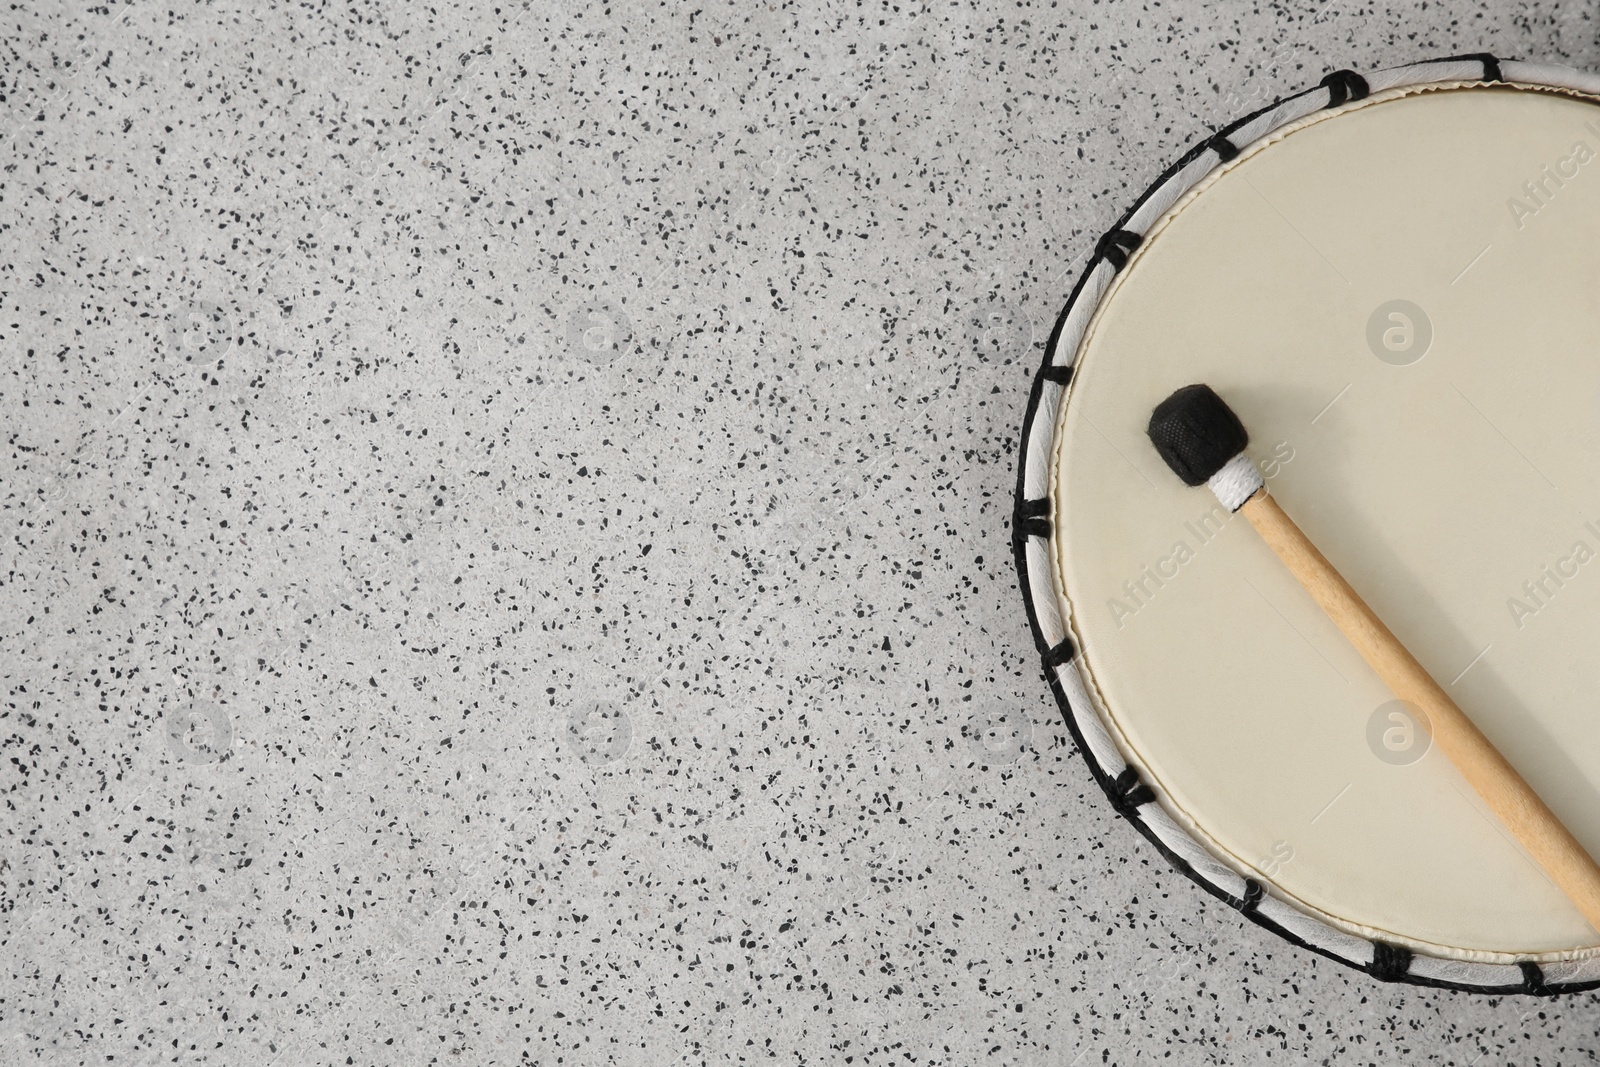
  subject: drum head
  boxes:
[1016,58,1600,990]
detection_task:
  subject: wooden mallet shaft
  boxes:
[1148,384,1600,932]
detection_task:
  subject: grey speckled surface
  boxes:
[2,2,1599,1064]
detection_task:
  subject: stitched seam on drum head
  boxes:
[1041,77,1600,972]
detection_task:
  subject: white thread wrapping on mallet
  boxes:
[1207,452,1263,512]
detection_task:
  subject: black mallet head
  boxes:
[1146,383,1251,486]
[1146,384,1265,512]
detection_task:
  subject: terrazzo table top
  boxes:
[2,2,1598,1064]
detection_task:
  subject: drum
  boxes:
[1014,55,1600,993]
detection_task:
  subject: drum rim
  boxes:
[1012,53,1600,995]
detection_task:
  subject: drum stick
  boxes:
[1146,383,1600,933]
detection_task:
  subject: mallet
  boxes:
[1147,383,1600,932]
